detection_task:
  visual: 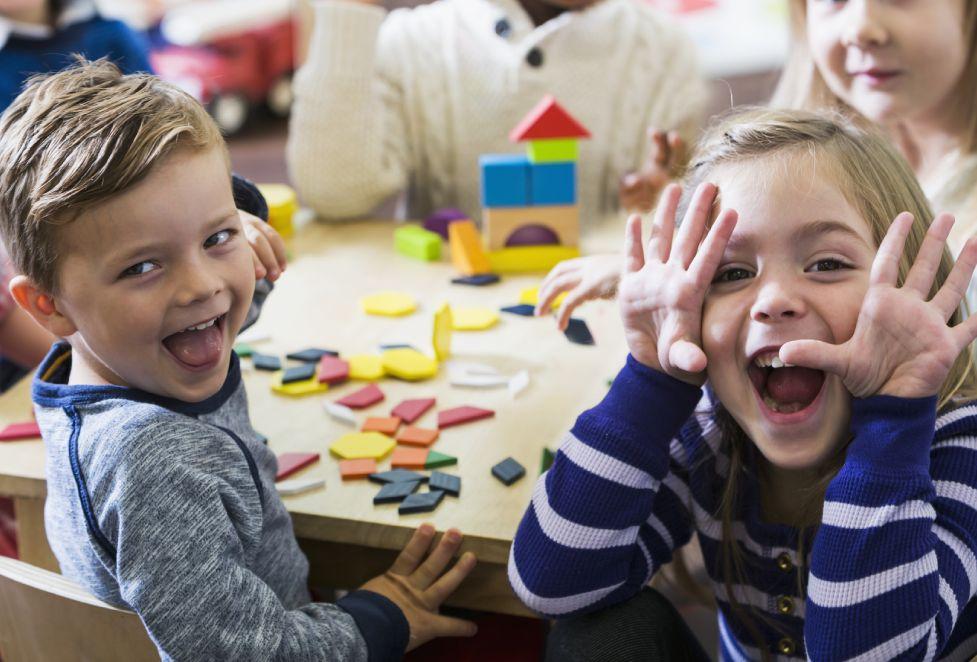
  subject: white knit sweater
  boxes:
[287,0,707,225]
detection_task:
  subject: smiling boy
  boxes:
[0,60,477,660]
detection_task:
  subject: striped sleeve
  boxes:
[508,355,702,617]
[806,396,977,661]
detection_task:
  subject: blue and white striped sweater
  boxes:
[509,355,977,660]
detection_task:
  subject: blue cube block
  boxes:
[530,161,576,206]
[480,154,530,207]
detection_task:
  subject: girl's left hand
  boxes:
[240,210,287,282]
[781,212,977,399]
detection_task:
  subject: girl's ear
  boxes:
[9,276,78,339]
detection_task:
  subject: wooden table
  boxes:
[0,218,628,616]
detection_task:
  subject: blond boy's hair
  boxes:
[0,58,226,294]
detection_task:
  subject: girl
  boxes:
[509,109,977,660]
[538,0,977,328]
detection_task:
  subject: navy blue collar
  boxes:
[32,341,242,416]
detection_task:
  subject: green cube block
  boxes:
[527,139,578,163]
[395,225,442,261]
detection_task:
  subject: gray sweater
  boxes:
[33,343,409,661]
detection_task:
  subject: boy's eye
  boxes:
[713,267,753,284]
[121,261,158,278]
[809,258,848,272]
[204,229,234,249]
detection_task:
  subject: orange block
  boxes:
[362,416,402,436]
[340,458,377,480]
[448,219,491,276]
[396,426,440,447]
[391,446,429,469]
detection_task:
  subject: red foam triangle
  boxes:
[437,405,495,429]
[509,95,591,142]
[275,452,320,481]
[0,421,41,442]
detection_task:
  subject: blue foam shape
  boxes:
[530,161,576,206]
[480,154,530,208]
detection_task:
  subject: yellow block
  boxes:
[432,303,453,361]
[330,431,395,460]
[360,291,417,316]
[256,183,297,238]
[346,354,385,380]
[487,246,581,273]
[271,373,329,397]
[448,219,491,276]
[519,286,568,311]
[381,348,438,381]
[451,307,499,331]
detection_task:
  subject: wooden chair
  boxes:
[0,556,158,662]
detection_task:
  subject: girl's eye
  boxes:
[809,258,848,272]
[713,267,753,283]
[121,261,158,278]
[204,229,234,249]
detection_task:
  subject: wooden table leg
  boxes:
[13,497,59,573]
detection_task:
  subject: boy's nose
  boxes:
[750,282,806,323]
[842,1,890,49]
[177,262,223,307]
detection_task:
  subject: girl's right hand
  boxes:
[618,182,737,385]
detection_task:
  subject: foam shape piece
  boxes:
[500,304,536,317]
[448,219,491,276]
[399,490,444,515]
[234,343,254,357]
[318,355,350,384]
[336,383,385,409]
[360,291,417,317]
[429,471,461,497]
[391,398,436,424]
[340,458,377,480]
[391,446,430,469]
[564,318,595,345]
[347,354,385,380]
[374,480,421,504]
[272,373,329,397]
[529,161,576,205]
[252,353,282,371]
[437,405,495,429]
[381,348,438,381]
[282,363,316,384]
[451,274,500,286]
[396,426,440,447]
[276,477,325,496]
[362,416,401,436]
[330,431,396,460]
[0,421,41,441]
[539,447,556,475]
[395,224,442,261]
[519,286,567,311]
[526,138,578,163]
[369,469,429,485]
[424,207,468,239]
[509,95,591,142]
[324,401,357,426]
[509,370,530,398]
[432,303,452,361]
[287,348,339,362]
[488,246,580,273]
[424,450,456,469]
[275,452,320,480]
[451,307,499,331]
[491,457,526,486]
[479,154,530,207]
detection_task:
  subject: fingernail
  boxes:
[420,524,434,536]
[447,530,461,543]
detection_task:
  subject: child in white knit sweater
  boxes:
[287,0,706,226]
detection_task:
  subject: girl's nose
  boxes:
[750,281,806,323]
[841,1,890,49]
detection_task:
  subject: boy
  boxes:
[0,59,477,660]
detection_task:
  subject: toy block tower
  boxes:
[478,96,590,267]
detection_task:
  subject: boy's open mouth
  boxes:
[162,314,227,370]
[747,349,825,415]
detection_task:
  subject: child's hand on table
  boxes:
[240,210,287,282]
[781,212,977,399]
[536,253,622,331]
[618,182,737,385]
[359,524,478,651]
[619,128,685,213]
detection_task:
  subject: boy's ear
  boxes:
[9,276,78,338]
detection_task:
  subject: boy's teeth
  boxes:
[185,317,217,332]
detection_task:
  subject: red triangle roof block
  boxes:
[509,95,591,142]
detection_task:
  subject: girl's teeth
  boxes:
[770,356,785,369]
[762,394,803,414]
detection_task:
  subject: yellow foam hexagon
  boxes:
[329,431,396,460]
[451,307,499,331]
[271,373,329,397]
[519,286,567,311]
[347,354,385,380]
[381,348,438,381]
[360,291,417,317]
[432,303,452,361]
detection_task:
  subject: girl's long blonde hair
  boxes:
[677,108,977,658]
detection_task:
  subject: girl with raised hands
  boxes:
[509,108,977,661]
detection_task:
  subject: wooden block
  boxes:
[448,220,491,276]
[526,138,578,163]
[396,426,439,447]
[390,398,436,424]
[451,274,500,286]
[276,477,325,496]
[508,95,591,142]
[564,318,595,345]
[362,416,401,436]
[336,383,384,409]
[318,355,350,384]
[529,161,576,206]
[479,154,530,207]
[340,458,377,480]
[519,286,566,311]
[275,452,320,481]
[324,401,357,426]
[482,205,579,251]
[0,421,41,442]
[437,405,495,429]
[395,225,442,261]
[487,246,580,273]
[391,446,430,469]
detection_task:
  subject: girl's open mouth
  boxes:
[747,351,826,422]
[161,313,227,371]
